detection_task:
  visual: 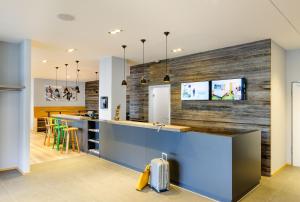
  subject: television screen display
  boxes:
[181,81,209,100]
[211,78,245,100]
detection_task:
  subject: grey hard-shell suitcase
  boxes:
[150,153,170,192]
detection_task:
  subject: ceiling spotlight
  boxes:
[108,29,123,35]
[67,48,76,53]
[42,60,48,63]
[57,13,75,21]
[171,48,183,53]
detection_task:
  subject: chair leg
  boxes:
[61,131,66,153]
[46,126,51,146]
[71,130,75,152]
[66,131,70,153]
[74,130,80,153]
[56,128,61,151]
[43,130,48,146]
[52,130,57,149]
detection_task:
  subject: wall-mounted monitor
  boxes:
[211,78,246,100]
[181,81,209,100]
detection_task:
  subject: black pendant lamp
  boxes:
[140,39,147,85]
[163,31,170,83]
[55,66,59,93]
[121,45,127,86]
[75,60,80,93]
[63,64,69,93]
[95,72,99,94]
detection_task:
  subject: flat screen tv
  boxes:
[181,81,209,100]
[211,78,246,100]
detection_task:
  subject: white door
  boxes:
[292,82,300,166]
[149,85,170,124]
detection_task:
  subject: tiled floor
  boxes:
[30,132,85,165]
[0,156,211,202]
[243,165,300,201]
[1,142,299,202]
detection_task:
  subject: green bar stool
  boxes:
[53,118,67,151]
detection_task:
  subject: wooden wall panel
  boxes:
[127,39,271,176]
[85,80,99,111]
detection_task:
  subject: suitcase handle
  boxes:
[161,153,168,161]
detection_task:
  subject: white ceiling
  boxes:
[0,0,299,81]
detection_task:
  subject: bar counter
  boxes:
[52,114,261,202]
[52,114,191,132]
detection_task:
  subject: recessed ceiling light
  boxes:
[42,59,48,63]
[67,48,76,53]
[171,48,183,53]
[57,13,75,21]
[108,29,123,35]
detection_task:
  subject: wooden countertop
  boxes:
[102,120,191,132]
[52,114,191,132]
[51,114,90,120]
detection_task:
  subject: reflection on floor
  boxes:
[30,132,85,165]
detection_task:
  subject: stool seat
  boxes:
[64,127,78,131]
[44,117,55,147]
[61,126,80,153]
[54,125,67,129]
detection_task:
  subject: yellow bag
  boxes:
[136,164,151,191]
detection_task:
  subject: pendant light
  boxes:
[121,45,127,86]
[75,60,80,93]
[140,39,147,85]
[63,63,68,93]
[55,66,59,93]
[95,72,99,94]
[163,31,170,83]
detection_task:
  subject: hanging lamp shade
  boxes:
[163,31,170,83]
[75,69,80,93]
[75,60,80,93]
[140,39,147,85]
[140,76,147,85]
[121,45,127,86]
[75,86,80,93]
[55,66,60,93]
[95,72,99,93]
[163,74,170,82]
[63,64,69,93]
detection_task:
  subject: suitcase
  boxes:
[150,153,170,192]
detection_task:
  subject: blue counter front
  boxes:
[98,121,261,202]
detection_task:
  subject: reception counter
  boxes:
[52,114,261,202]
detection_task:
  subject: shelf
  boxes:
[88,139,100,144]
[0,85,25,92]
[89,149,100,156]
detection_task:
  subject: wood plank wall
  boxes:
[85,80,99,111]
[127,39,271,176]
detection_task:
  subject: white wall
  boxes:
[0,40,31,172]
[99,56,128,120]
[286,49,300,164]
[33,78,85,107]
[19,40,31,173]
[99,57,112,119]
[271,41,287,174]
